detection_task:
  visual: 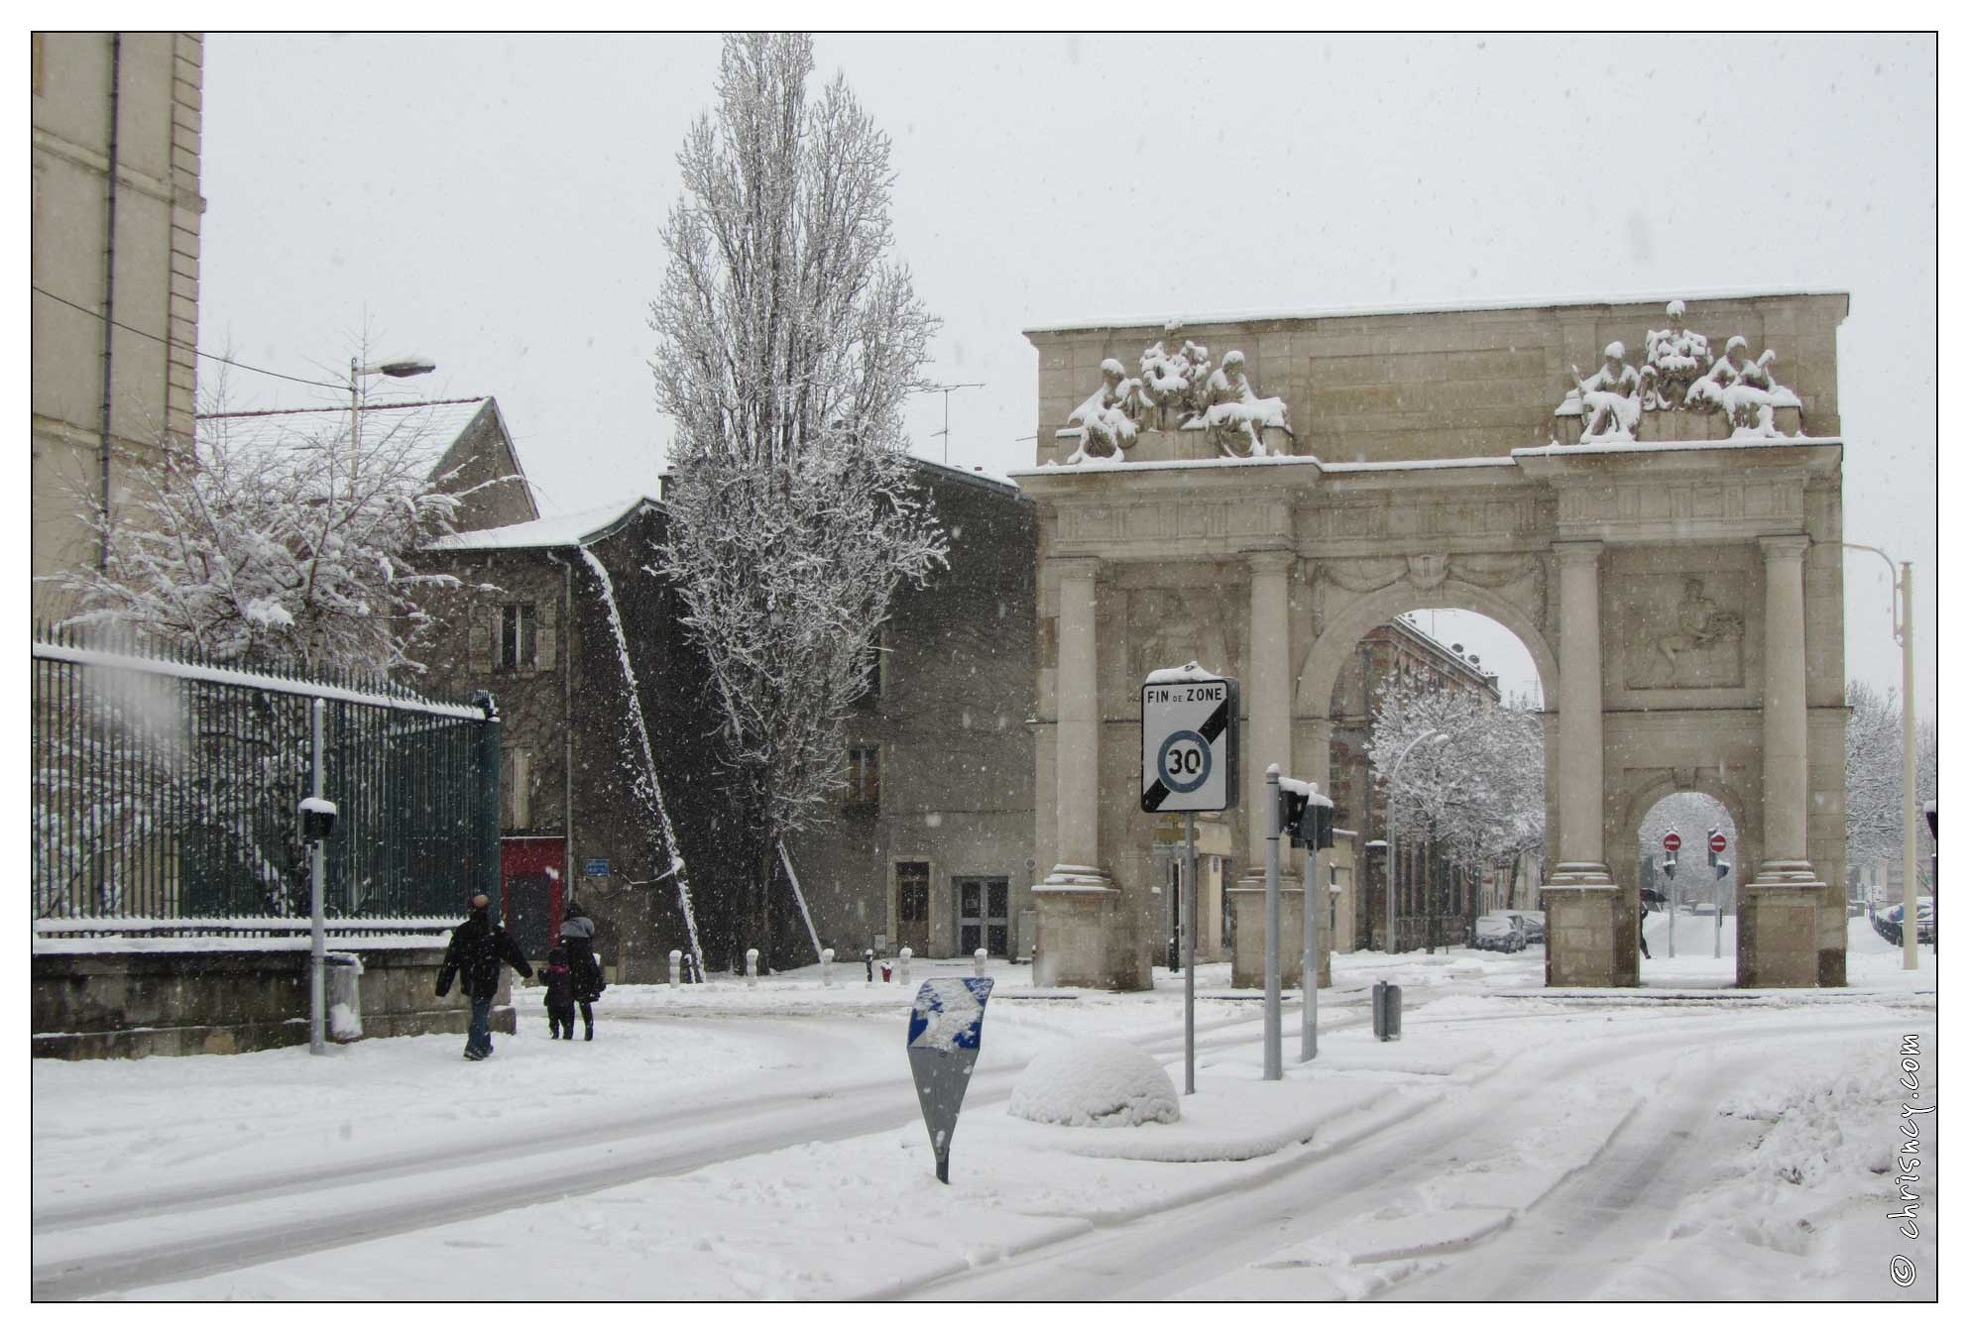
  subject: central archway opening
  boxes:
[1320,606,1549,960]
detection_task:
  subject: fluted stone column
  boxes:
[1051,557,1102,878]
[1739,534,1826,987]
[1033,556,1121,987]
[1541,540,1632,987]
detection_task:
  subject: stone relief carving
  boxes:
[1128,586,1235,682]
[1626,574,1746,689]
[1406,552,1448,590]
[1056,333,1293,464]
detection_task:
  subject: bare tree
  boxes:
[1367,676,1545,947]
[650,33,947,970]
[1845,680,1938,890]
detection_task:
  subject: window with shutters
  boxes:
[846,745,880,808]
[497,602,536,671]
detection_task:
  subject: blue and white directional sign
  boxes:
[906,976,994,1184]
[1141,666,1240,813]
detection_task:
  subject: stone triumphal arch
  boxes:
[1017,292,1849,990]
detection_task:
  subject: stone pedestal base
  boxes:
[1032,867,1147,990]
[1227,880,1323,990]
[1738,866,1828,988]
[1542,867,1636,988]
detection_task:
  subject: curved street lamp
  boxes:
[349,355,437,492]
[1382,730,1451,954]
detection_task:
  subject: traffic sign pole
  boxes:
[1264,765,1282,1082]
[1184,811,1197,1095]
[1300,840,1318,1063]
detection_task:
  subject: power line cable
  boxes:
[32,284,346,390]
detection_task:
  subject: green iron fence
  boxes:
[32,626,500,933]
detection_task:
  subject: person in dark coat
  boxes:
[558,900,605,1041]
[540,945,576,1040]
[436,893,533,1060]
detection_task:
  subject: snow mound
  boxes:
[1008,1039,1181,1129]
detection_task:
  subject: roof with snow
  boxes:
[200,396,513,485]
[427,495,661,552]
[1023,286,1851,336]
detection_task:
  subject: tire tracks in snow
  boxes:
[31,997,1313,1300]
[888,1009,1899,1301]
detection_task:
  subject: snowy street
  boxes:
[33,917,1935,1302]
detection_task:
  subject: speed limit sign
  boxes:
[1141,667,1240,813]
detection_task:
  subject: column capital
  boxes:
[1758,534,1811,562]
[1050,555,1102,583]
[1549,539,1605,567]
[1243,548,1297,576]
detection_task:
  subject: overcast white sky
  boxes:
[194,31,1937,712]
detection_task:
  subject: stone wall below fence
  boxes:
[31,941,515,1060]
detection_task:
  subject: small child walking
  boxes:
[541,945,576,1040]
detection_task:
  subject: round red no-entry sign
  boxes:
[1709,831,1728,854]
[1663,832,1682,852]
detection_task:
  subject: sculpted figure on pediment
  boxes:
[1643,300,1711,410]
[1686,336,1803,438]
[1568,342,1645,443]
[1129,587,1234,683]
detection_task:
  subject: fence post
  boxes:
[472,692,501,907]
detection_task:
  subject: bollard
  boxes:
[864,948,875,986]
[898,946,912,984]
[745,948,759,985]
[820,946,835,987]
[973,947,988,978]
[1372,981,1403,1042]
[668,949,682,988]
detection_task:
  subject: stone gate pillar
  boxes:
[1032,556,1122,987]
[1241,549,1295,877]
[1739,534,1827,987]
[1542,540,1635,986]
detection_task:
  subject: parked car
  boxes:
[1473,913,1526,952]
[1879,898,1936,945]
[1506,910,1545,944]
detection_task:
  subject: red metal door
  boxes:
[502,837,565,959]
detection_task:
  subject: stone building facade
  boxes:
[1021,291,1849,990]
[413,457,1036,978]
[783,461,1038,964]
[32,32,205,622]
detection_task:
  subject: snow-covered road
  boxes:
[32,920,1937,1301]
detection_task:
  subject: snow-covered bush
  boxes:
[1008,1039,1181,1128]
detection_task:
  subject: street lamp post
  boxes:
[925,382,985,465]
[1382,731,1450,954]
[1843,543,1920,971]
[350,355,437,494]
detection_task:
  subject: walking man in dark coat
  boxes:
[437,893,533,1060]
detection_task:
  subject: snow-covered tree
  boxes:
[1366,674,1545,947]
[36,381,475,919]
[1845,680,1938,889]
[650,33,947,971]
[45,381,466,677]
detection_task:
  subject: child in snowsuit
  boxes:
[541,945,577,1040]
